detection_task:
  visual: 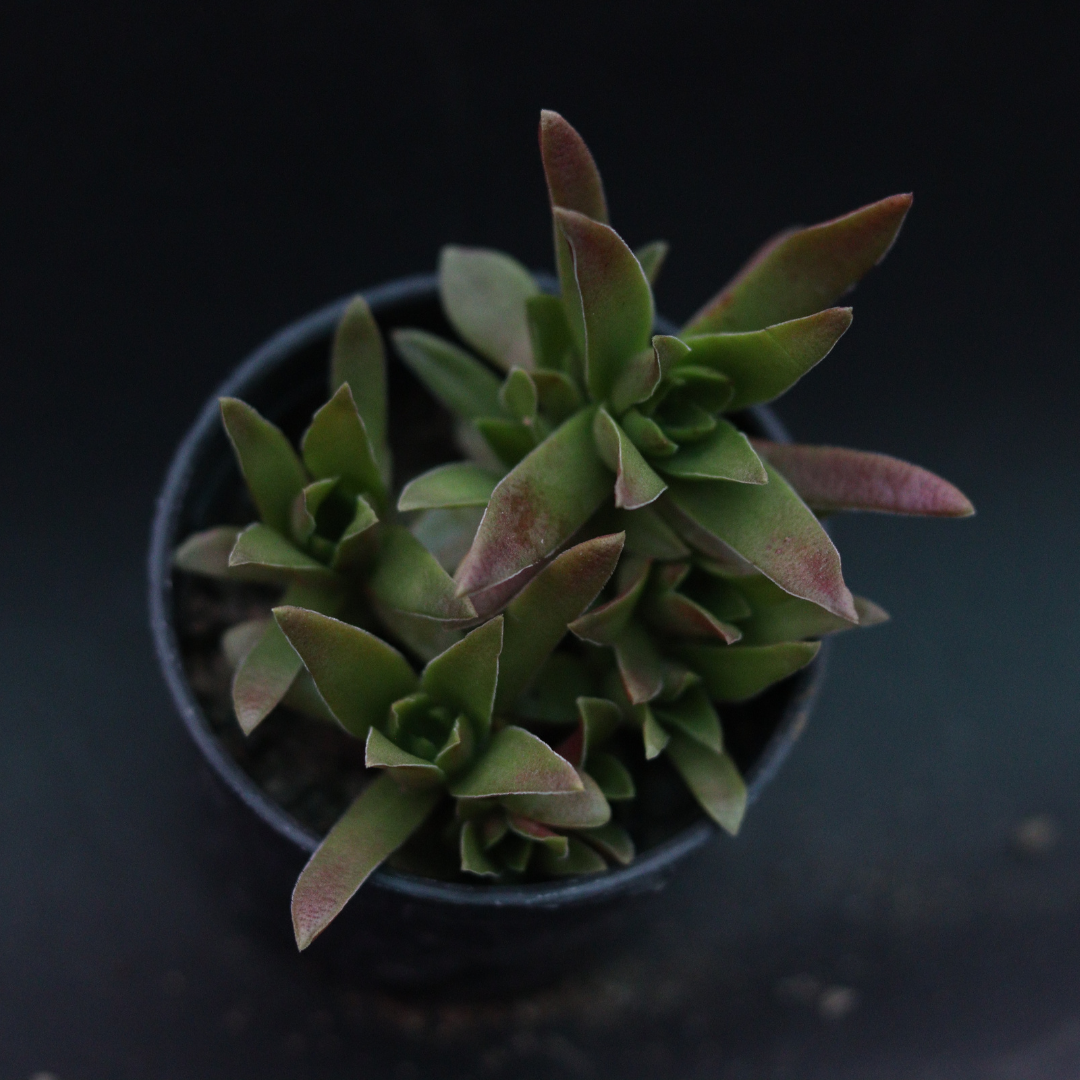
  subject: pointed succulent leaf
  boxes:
[392,329,503,421]
[500,770,611,828]
[422,617,503,736]
[291,774,439,950]
[738,587,887,645]
[230,618,303,735]
[365,728,445,789]
[507,815,570,856]
[654,685,722,753]
[229,523,339,582]
[568,555,650,645]
[640,705,670,759]
[579,696,623,755]
[635,240,669,285]
[751,441,975,517]
[665,733,747,835]
[593,407,668,510]
[684,194,913,334]
[580,822,634,865]
[614,621,666,705]
[301,383,386,509]
[439,246,539,371]
[615,505,690,558]
[526,293,577,374]
[555,208,654,403]
[655,401,716,442]
[532,369,584,423]
[662,366,735,413]
[281,669,337,723]
[450,726,583,798]
[609,348,661,414]
[652,334,692,378]
[475,417,537,468]
[679,641,820,702]
[330,295,389,482]
[481,811,510,849]
[222,618,268,669]
[690,570,754,622]
[686,309,852,410]
[410,506,485,574]
[587,752,635,802]
[460,819,502,877]
[499,367,539,422]
[220,398,308,536]
[174,526,244,579]
[620,408,678,457]
[273,607,419,738]
[663,465,858,621]
[501,833,534,873]
[455,407,612,596]
[398,463,500,512]
[330,495,379,572]
[370,525,477,621]
[645,588,742,645]
[537,835,608,876]
[657,420,767,483]
[433,715,476,776]
[291,478,339,545]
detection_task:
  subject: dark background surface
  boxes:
[2,2,1079,1077]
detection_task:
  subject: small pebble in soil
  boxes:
[1011,814,1059,858]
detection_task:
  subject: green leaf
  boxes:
[392,329,503,421]
[449,726,583,798]
[663,464,858,621]
[422,617,503,737]
[578,696,623,756]
[433,714,477,776]
[174,526,246,580]
[229,523,339,582]
[301,383,386,509]
[640,704,670,759]
[475,417,537,468]
[330,295,390,483]
[460,819,501,877]
[507,814,569,856]
[532,369,584,423]
[654,685,722,753]
[370,524,478,621]
[655,402,716,442]
[500,770,611,828]
[568,556,650,645]
[512,652,595,725]
[587,752,635,801]
[613,621,666,705]
[365,727,445,789]
[439,246,539,371]
[555,208,654,403]
[579,822,635,865]
[689,570,754,622]
[635,240,669,285]
[684,193,913,334]
[665,733,746,835]
[499,367,539,422]
[455,407,613,596]
[273,606,419,738]
[657,419,767,483]
[280,669,337,724]
[536,834,608,876]
[330,495,379,572]
[220,398,307,536]
[526,294,577,374]
[679,640,820,702]
[643,565,742,645]
[593,407,667,510]
[681,308,852,410]
[661,366,735,414]
[616,506,690,559]
[652,334,692,378]
[409,506,485,575]
[290,478,338,545]
[500,833,534,873]
[734,576,886,644]
[609,348,661,415]
[231,618,303,735]
[620,408,678,458]
[398,463,499,512]
[751,441,975,517]
[291,774,439,949]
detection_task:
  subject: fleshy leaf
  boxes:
[449,726,583,798]
[330,295,390,483]
[500,770,611,828]
[682,308,852,410]
[609,348,661,415]
[398,463,500,512]
[555,208,654,403]
[593,408,667,510]
[657,420,767,484]
[220,398,308,536]
[652,334,692,378]
[231,618,303,735]
[614,621,666,705]
[301,383,386,510]
[665,733,746,835]
[392,329,503,421]
[532,370,584,423]
[229,524,338,582]
[635,241,669,285]
[513,652,594,725]
[174,526,244,579]
[499,367,539,422]
[526,294,577,374]
[439,246,539,371]
[568,556,650,645]
[751,441,975,517]
[645,584,742,645]
[587,752,635,802]
[640,705,670,759]
[410,506,485,574]
[615,506,690,558]
[455,407,612,596]
[684,194,913,334]
[291,774,439,950]
[370,525,477,621]
[422,617,503,736]
[273,607,419,738]
[365,727,444,789]
[460,820,501,877]
[663,464,858,621]
[330,495,379,572]
[654,685,722,753]
[734,575,886,644]
[507,815,569,856]
[620,408,679,457]
[281,669,337,724]
[536,835,608,876]
[655,401,716,443]
[501,834,534,873]
[475,417,537,468]
[433,715,476,776]
[679,641,820,702]
[291,478,338,545]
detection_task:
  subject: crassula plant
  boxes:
[175,109,972,950]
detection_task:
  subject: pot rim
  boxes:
[148,273,827,909]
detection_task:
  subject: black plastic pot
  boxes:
[148,274,827,995]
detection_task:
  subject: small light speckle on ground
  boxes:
[818,986,859,1020]
[1011,814,1059,857]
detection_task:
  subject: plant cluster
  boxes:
[176,111,972,949]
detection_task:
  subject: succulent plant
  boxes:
[174,109,972,949]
